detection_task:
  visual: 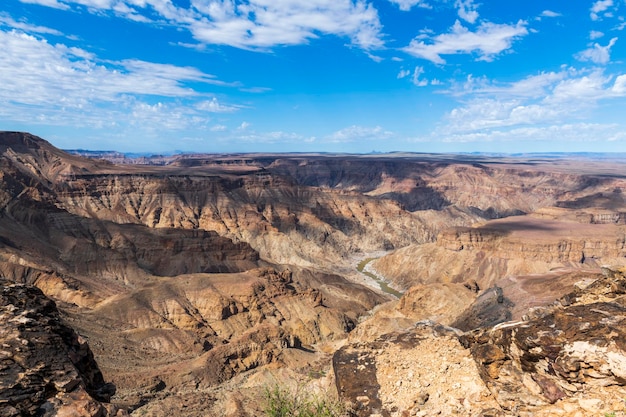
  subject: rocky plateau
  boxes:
[2,131,626,416]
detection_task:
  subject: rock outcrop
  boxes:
[460,268,626,416]
[0,279,126,416]
[334,322,501,417]
[334,268,626,417]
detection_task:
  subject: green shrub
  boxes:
[262,384,348,417]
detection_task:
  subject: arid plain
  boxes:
[2,131,626,417]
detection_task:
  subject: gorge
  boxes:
[1,131,626,417]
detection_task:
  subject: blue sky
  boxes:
[1,0,626,153]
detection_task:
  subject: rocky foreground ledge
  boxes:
[333,268,626,417]
[0,279,126,417]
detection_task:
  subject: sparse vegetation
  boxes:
[263,384,348,417]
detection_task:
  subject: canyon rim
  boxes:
[1,131,626,417]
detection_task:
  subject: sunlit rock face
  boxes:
[334,268,626,417]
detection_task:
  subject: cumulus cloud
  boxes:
[613,74,626,94]
[26,0,385,51]
[193,0,384,50]
[0,28,240,135]
[540,10,562,18]
[455,0,479,24]
[196,97,241,113]
[591,0,614,21]
[326,125,393,143]
[439,69,626,139]
[397,68,411,79]
[576,37,618,64]
[590,30,605,40]
[403,20,528,64]
[388,0,431,12]
[210,124,227,132]
[411,66,428,86]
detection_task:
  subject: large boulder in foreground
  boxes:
[0,279,126,417]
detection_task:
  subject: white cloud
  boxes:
[540,10,562,18]
[0,14,63,35]
[399,66,434,86]
[591,0,614,21]
[388,0,431,12]
[238,121,250,130]
[455,0,479,24]
[439,69,626,139]
[443,98,562,132]
[576,37,618,64]
[210,124,227,132]
[403,20,528,64]
[35,0,385,51]
[435,123,626,144]
[548,70,618,102]
[196,97,240,113]
[411,66,428,86]
[192,0,384,50]
[397,69,411,79]
[450,70,571,99]
[590,30,605,40]
[326,125,393,143]
[224,129,315,145]
[0,28,241,136]
[239,86,272,93]
[613,74,626,94]
[18,0,70,10]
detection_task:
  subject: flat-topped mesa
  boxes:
[437,217,626,265]
[437,226,503,251]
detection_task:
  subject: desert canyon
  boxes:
[2,131,626,417]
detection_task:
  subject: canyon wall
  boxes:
[3,132,626,415]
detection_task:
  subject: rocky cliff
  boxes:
[373,213,626,292]
[0,279,126,416]
[334,268,626,417]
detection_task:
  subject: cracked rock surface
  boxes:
[334,268,626,417]
[0,280,126,417]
